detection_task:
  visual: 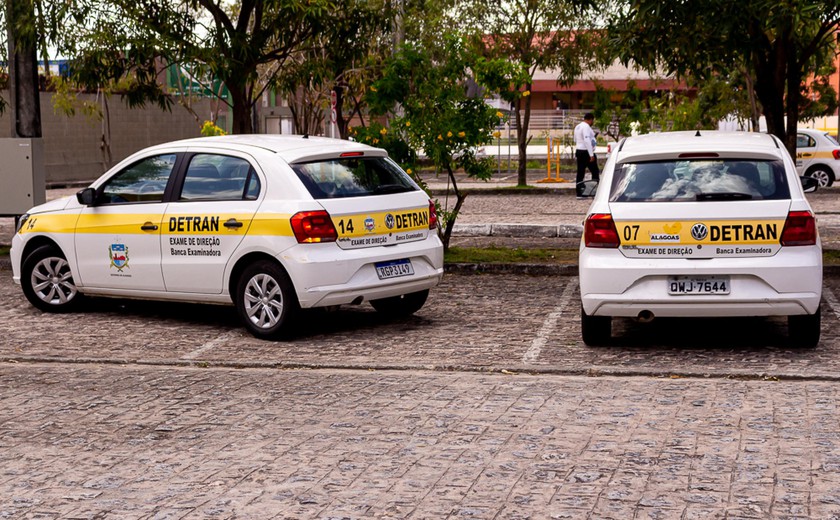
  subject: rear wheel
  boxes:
[807,165,834,187]
[235,260,298,339]
[21,245,83,312]
[788,306,821,348]
[370,290,429,317]
[581,306,611,346]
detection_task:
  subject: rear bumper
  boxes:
[281,235,444,308]
[579,246,823,317]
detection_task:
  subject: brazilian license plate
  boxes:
[375,259,414,280]
[668,275,730,295]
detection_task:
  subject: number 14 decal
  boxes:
[338,219,355,234]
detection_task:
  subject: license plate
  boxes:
[375,259,414,280]
[668,276,730,295]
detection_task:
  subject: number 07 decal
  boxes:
[622,224,639,241]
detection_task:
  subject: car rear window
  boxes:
[292,156,419,199]
[610,159,791,202]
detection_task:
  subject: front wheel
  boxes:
[807,166,835,187]
[788,306,821,348]
[235,260,299,339]
[370,290,429,317]
[581,306,611,346]
[21,245,83,312]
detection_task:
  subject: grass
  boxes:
[445,246,579,264]
[0,247,8,256]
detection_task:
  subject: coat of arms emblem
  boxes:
[109,243,130,271]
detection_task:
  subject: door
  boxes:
[74,153,177,291]
[161,152,262,294]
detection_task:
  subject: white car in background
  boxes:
[579,131,822,347]
[796,128,840,187]
[11,135,444,339]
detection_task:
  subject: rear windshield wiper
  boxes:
[695,192,753,201]
[373,184,413,194]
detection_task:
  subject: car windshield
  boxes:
[610,159,790,202]
[825,133,840,146]
[292,156,419,199]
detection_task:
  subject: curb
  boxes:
[5,355,840,383]
[453,223,582,238]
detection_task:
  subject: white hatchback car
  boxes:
[11,135,444,339]
[796,128,840,187]
[579,131,822,347]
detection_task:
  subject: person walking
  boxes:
[574,113,600,197]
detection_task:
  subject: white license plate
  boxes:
[668,276,730,295]
[375,259,414,280]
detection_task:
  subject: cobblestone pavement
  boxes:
[2,268,840,517]
[4,364,840,519]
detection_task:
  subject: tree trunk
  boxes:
[515,85,533,186]
[440,163,467,252]
[6,0,42,138]
[229,84,254,134]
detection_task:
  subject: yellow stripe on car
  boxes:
[617,219,786,246]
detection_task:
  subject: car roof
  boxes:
[615,131,785,163]
[144,134,387,163]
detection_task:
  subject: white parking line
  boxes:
[823,287,840,320]
[523,280,577,364]
[182,331,238,360]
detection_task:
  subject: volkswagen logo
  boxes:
[691,223,708,241]
[384,213,395,230]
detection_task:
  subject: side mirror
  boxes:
[76,187,96,206]
[579,179,599,197]
[800,176,819,193]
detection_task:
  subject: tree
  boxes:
[273,0,392,139]
[366,38,503,251]
[53,0,332,134]
[459,0,598,186]
[608,0,840,157]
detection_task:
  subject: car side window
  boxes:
[797,134,815,148]
[99,154,177,204]
[179,154,260,201]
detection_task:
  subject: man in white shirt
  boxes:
[574,113,600,197]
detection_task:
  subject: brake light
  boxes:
[584,213,620,248]
[340,151,364,157]
[428,199,438,229]
[832,149,840,160]
[780,210,817,246]
[290,210,338,243]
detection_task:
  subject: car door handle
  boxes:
[224,218,243,229]
[141,222,159,231]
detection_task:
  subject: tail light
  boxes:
[428,199,438,229]
[290,210,338,243]
[832,149,840,160]
[584,213,620,248]
[781,210,817,246]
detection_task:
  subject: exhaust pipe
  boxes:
[637,310,655,323]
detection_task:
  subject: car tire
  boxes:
[581,305,611,346]
[235,260,299,340]
[370,289,429,317]
[788,306,821,348]
[21,245,83,313]
[807,165,834,187]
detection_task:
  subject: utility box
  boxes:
[0,138,46,216]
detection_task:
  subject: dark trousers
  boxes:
[575,149,600,196]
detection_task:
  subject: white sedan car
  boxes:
[12,135,444,339]
[579,131,822,347]
[795,128,840,187]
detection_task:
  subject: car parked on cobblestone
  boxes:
[795,128,840,188]
[11,135,443,339]
[579,131,823,347]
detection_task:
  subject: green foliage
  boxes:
[608,0,840,155]
[200,120,226,136]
